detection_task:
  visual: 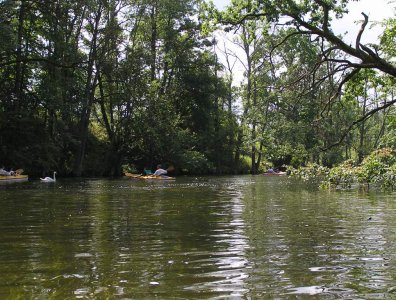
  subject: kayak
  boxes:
[262,171,287,176]
[0,174,29,183]
[125,172,175,180]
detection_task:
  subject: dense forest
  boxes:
[1,0,396,178]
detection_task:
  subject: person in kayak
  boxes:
[143,166,153,175]
[0,166,15,176]
[153,164,167,176]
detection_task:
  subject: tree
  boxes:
[218,0,396,148]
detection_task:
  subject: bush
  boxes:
[179,150,214,175]
[290,163,329,181]
[321,148,396,190]
[269,143,308,168]
[326,159,356,188]
[381,164,396,190]
[356,148,396,188]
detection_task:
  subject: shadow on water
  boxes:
[1,175,396,298]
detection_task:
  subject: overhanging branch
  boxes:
[321,98,396,151]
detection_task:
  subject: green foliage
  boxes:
[321,148,396,190]
[380,164,396,190]
[179,150,214,174]
[355,148,395,184]
[121,164,138,174]
[1,0,395,178]
[239,155,252,174]
[290,163,329,181]
[291,149,396,191]
[266,143,308,168]
[326,159,356,188]
[380,18,396,57]
[379,110,396,148]
[0,0,241,176]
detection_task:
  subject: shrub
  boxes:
[321,148,396,190]
[381,164,396,190]
[179,150,214,174]
[290,162,330,181]
[326,159,356,188]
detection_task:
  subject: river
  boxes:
[1,175,396,299]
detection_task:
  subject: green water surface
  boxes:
[1,176,395,299]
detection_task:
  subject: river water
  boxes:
[1,176,396,299]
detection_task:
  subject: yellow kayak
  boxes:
[125,172,175,180]
[0,174,29,183]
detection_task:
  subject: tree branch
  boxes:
[321,97,396,150]
[320,68,360,118]
[313,0,330,32]
[356,12,368,51]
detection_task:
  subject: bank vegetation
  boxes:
[1,0,396,178]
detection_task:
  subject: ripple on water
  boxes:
[286,285,327,295]
[2,176,396,299]
[74,253,94,258]
[309,266,350,272]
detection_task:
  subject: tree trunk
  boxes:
[150,2,157,82]
[234,26,252,173]
[14,0,26,112]
[358,79,368,163]
[73,5,102,176]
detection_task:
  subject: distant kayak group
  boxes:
[125,164,176,180]
[2,164,286,184]
[125,165,287,179]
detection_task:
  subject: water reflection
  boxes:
[0,176,396,298]
[184,178,251,297]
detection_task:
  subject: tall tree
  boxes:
[219,0,396,149]
[73,1,102,176]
